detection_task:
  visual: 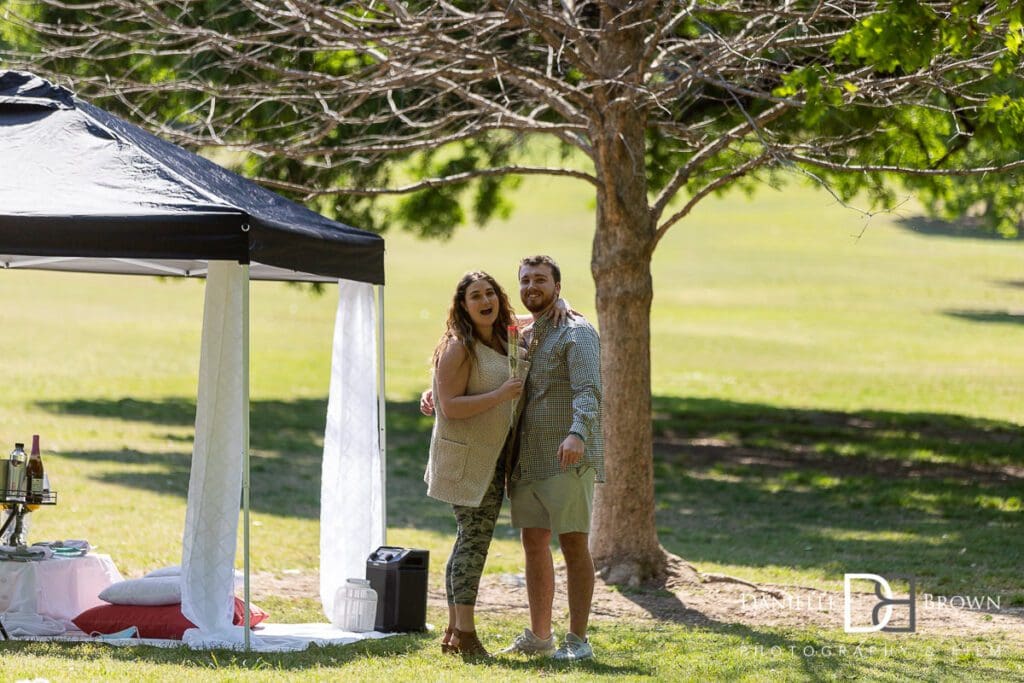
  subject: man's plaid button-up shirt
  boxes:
[512,313,605,482]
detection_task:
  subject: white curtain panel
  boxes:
[181,261,246,647]
[320,281,384,620]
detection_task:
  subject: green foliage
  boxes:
[1,3,524,238]
[775,66,845,127]
[643,4,1024,236]
[6,1,1024,238]
[812,2,1024,235]
[0,1,42,53]
[832,1,941,72]
[311,49,371,76]
[394,188,465,239]
[983,94,1024,135]
[391,139,521,239]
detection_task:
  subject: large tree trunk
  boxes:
[587,11,666,584]
[590,215,664,585]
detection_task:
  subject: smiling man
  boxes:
[501,254,604,662]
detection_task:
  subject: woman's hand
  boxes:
[497,377,524,402]
[551,298,578,326]
[420,389,435,416]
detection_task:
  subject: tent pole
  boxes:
[376,284,386,543]
[242,264,252,651]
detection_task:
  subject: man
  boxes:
[422,255,603,661]
[499,254,604,662]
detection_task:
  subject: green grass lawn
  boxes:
[1,177,1023,680]
[2,623,1020,682]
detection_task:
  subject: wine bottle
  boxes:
[27,434,45,504]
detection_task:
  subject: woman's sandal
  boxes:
[450,628,490,657]
[441,626,455,654]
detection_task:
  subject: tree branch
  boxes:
[653,151,773,248]
[790,154,1024,177]
[257,164,598,198]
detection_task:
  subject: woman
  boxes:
[425,271,564,657]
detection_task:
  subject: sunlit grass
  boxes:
[2,614,1022,681]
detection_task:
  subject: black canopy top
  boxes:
[0,71,384,284]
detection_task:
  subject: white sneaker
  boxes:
[553,632,593,662]
[499,628,556,656]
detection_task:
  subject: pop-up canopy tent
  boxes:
[0,71,386,649]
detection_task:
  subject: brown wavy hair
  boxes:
[519,254,561,283]
[432,271,516,368]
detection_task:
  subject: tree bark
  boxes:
[590,218,665,585]
[587,13,665,584]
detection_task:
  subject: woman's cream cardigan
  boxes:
[425,342,528,507]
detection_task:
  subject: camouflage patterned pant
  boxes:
[446,460,504,605]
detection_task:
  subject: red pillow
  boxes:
[72,597,269,640]
[231,598,269,628]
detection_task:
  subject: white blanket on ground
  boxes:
[6,623,403,652]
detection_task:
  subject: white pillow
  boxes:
[144,565,181,578]
[143,564,244,588]
[99,576,181,606]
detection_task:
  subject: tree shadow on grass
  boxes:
[34,397,448,527]
[649,396,1024,601]
[894,216,1024,241]
[944,309,1024,326]
[606,525,1019,675]
[34,395,1024,601]
[38,397,332,451]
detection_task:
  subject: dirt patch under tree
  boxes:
[248,555,1023,646]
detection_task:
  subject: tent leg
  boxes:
[376,284,386,544]
[242,264,252,651]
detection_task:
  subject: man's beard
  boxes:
[522,290,556,313]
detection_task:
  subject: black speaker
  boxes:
[365,546,429,632]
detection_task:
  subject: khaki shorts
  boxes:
[510,466,596,535]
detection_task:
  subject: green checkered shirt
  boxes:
[512,313,605,482]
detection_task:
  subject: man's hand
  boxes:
[420,389,434,416]
[557,433,584,470]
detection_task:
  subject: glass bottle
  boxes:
[8,442,27,503]
[332,578,378,632]
[0,443,7,500]
[27,434,45,504]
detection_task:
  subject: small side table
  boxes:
[1,492,58,546]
